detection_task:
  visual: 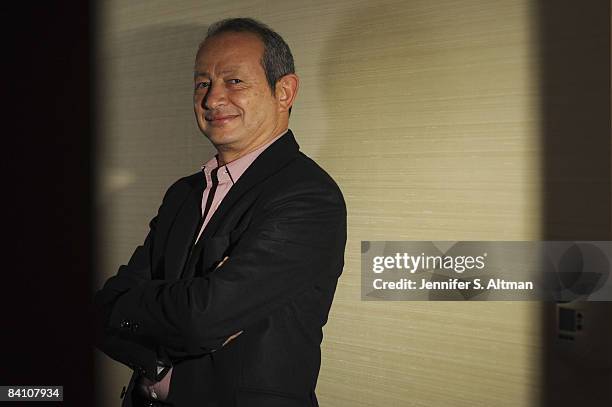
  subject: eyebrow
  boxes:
[193,66,243,78]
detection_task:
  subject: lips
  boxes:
[205,114,238,125]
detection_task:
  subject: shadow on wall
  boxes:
[537,0,612,406]
[315,3,434,240]
[315,1,544,241]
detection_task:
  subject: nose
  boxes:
[203,81,226,110]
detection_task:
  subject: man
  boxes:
[95,18,346,407]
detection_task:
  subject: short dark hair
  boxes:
[202,18,295,95]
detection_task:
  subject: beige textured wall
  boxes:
[95,1,543,406]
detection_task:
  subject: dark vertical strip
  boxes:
[537,0,612,406]
[0,1,94,406]
[90,0,101,405]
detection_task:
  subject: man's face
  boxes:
[193,32,283,156]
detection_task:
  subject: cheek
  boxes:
[240,92,266,114]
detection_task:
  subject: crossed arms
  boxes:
[94,177,346,381]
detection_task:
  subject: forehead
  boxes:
[195,32,264,72]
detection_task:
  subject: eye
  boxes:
[195,81,210,90]
[228,79,242,84]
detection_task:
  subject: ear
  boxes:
[275,74,299,113]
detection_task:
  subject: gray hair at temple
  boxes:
[202,17,295,96]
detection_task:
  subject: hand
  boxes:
[137,368,172,401]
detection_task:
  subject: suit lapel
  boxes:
[164,173,206,280]
[198,130,300,241]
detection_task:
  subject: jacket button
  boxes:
[119,320,131,328]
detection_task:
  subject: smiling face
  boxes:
[193,31,295,163]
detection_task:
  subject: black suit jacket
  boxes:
[95,131,347,407]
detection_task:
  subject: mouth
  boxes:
[205,114,238,126]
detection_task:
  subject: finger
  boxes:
[222,330,243,347]
[215,256,229,269]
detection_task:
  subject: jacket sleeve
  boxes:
[94,179,187,381]
[105,179,347,360]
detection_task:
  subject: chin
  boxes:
[204,129,237,147]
